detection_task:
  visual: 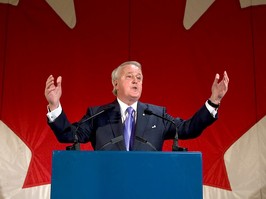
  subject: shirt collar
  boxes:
[117,98,138,115]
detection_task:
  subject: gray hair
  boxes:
[111,61,142,96]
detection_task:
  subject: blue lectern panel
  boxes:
[51,151,202,199]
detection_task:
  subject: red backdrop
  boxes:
[0,0,266,195]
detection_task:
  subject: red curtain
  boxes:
[0,0,266,197]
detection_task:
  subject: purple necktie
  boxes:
[124,107,135,151]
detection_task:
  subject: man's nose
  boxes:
[132,76,137,82]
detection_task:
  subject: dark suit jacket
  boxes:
[49,100,217,151]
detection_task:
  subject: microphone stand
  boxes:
[65,105,115,151]
[144,109,188,152]
[66,133,80,150]
[172,125,187,151]
[66,112,105,151]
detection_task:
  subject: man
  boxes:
[45,61,229,151]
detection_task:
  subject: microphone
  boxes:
[135,136,157,151]
[66,104,116,150]
[99,135,124,150]
[144,109,187,152]
[100,135,158,151]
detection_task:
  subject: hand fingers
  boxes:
[219,71,229,91]
[223,71,229,84]
[218,71,229,93]
[45,75,55,91]
[46,75,54,86]
[46,81,55,90]
[46,75,62,89]
[45,75,61,96]
[56,76,62,88]
[45,84,56,97]
[213,73,220,85]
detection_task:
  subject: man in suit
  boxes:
[45,61,229,151]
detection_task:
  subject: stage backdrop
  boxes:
[0,0,266,199]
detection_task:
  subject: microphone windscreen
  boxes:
[144,109,153,115]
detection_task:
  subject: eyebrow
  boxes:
[125,72,142,75]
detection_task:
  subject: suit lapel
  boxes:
[133,102,149,150]
[108,100,126,150]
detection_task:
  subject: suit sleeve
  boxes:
[48,110,80,143]
[164,105,217,140]
[48,110,93,143]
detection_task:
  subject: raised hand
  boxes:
[209,71,229,104]
[44,75,62,111]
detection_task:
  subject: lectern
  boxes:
[51,151,202,199]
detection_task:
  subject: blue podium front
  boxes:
[51,151,202,199]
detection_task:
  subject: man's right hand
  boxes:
[44,75,62,111]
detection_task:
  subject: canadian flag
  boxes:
[0,0,265,198]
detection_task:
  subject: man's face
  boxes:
[115,64,143,104]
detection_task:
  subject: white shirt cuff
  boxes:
[46,103,62,122]
[205,100,218,118]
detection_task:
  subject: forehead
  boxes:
[121,64,142,74]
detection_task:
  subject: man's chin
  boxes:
[129,95,141,101]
